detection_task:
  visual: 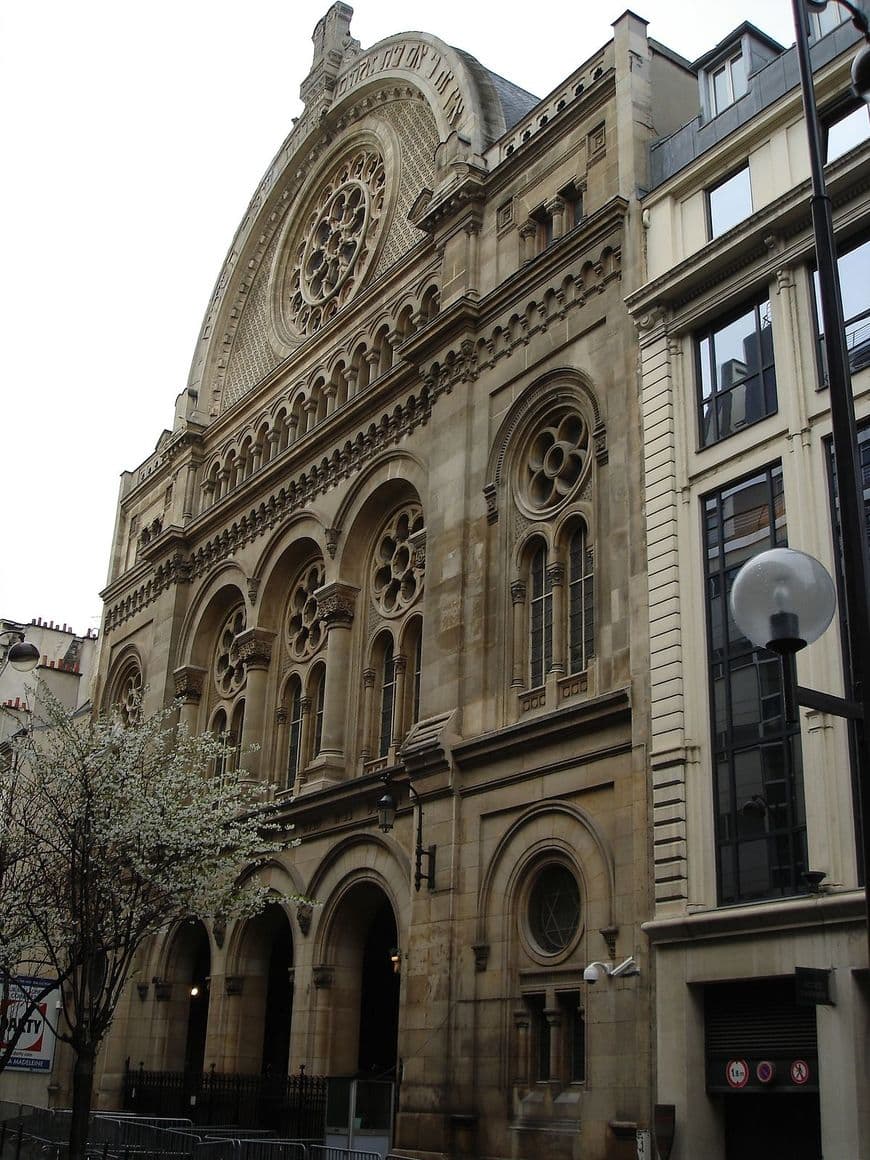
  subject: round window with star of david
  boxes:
[527,863,581,956]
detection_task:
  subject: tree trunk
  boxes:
[69,1045,96,1160]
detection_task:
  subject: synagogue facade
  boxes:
[84,7,698,1157]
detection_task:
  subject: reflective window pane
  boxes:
[826,105,870,163]
[708,166,752,238]
[697,298,776,446]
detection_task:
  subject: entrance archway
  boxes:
[328,882,400,1078]
[235,903,295,1076]
[163,920,211,1074]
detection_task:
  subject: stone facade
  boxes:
[628,11,870,1160]
[80,7,701,1158]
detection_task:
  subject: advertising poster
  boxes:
[0,976,60,1073]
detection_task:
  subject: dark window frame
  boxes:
[702,463,809,905]
[812,233,870,387]
[696,294,777,448]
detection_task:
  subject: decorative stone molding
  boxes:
[510,580,527,605]
[546,561,566,587]
[296,902,313,936]
[234,627,276,670]
[213,915,226,949]
[325,527,340,559]
[316,580,359,628]
[472,943,490,972]
[371,505,425,617]
[599,925,618,959]
[246,577,260,604]
[287,561,327,660]
[483,482,498,524]
[173,665,206,703]
[312,964,334,989]
[275,705,288,726]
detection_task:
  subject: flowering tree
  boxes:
[0,684,298,1160]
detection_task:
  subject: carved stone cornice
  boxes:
[234,627,276,670]
[315,581,359,628]
[173,665,207,703]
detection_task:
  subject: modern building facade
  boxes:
[81,6,702,1158]
[628,10,870,1159]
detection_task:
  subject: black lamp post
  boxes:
[375,778,436,891]
[785,0,870,965]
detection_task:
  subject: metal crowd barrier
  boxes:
[309,1148,382,1160]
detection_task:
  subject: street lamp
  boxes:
[375,777,436,891]
[0,630,40,675]
[784,0,870,964]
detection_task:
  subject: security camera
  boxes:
[583,962,609,983]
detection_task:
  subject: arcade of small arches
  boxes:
[201,286,440,513]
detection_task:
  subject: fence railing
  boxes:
[123,1067,326,1139]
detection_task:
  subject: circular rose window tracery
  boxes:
[214,606,246,698]
[115,663,143,725]
[521,407,591,514]
[282,148,387,339]
[286,560,326,661]
[371,505,425,618]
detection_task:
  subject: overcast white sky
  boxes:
[0,0,797,637]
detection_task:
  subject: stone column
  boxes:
[312,581,359,773]
[323,383,338,417]
[360,667,375,762]
[544,1006,563,1083]
[519,220,538,264]
[547,560,566,675]
[391,653,407,747]
[513,1010,530,1085]
[546,195,567,241]
[295,696,313,792]
[235,628,276,780]
[173,666,207,731]
[510,580,527,688]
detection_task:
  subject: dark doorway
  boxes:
[724,1093,821,1159]
[357,894,399,1076]
[261,910,294,1078]
[183,923,210,1074]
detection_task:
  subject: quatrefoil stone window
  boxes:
[286,561,326,661]
[214,606,247,697]
[522,408,591,513]
[371,505,425,618]
[284,148,387,338]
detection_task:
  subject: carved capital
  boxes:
[313,964,334,989]
[483,483,498,524]
[363,667,376,689]
[472,943,490,972]
[511,580,527,605]
[546,562,566,587]
[393,653,408,676]
[275,705,288,726]
[315,580,359,628]
[409,527,427,571]
[297,902,313,936]
[247,577,260,604]
[173,665,206,703]
[325,527,339,558]
[519,220,538,240]
[234,627,276,669]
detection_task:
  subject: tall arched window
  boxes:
[568,523,594,673]
[529,544,553,688]
[311,665,325,758]
[379,638,395,758]
[286,677,303,787]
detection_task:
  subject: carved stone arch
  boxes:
[177,570,248,673]
[104,643,145,720]
[552,503,596,553]
[223,860,306,975]
[329,449,425,579]
[307,833,411,963]
[512,525,553,578]
[255,526,328,633]
[475,801,616,956]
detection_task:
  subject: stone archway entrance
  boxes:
[235,903,295,1077]
[163,920,211,1074]
[327,882,400,1078]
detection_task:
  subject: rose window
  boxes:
[286,560,326,661]
[528,864,581,955]
[285,149,387,338]
[118,666,142,725]
[524,409,591,512]
[214,606,246,698]
[371,505,425,617]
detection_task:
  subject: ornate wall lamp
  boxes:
[376,776,436,891]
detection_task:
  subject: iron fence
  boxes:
[123,1067,326,1140]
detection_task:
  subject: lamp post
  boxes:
[0,630,40,676]
[375,777,436,891]
[783,0,870,964]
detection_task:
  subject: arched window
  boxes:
[311,665,325,758]
[568,523,594,673]
[212,708,228,779]
[286,677,303,788]
[529,543,553,688]
[229,700,245,773]
[379,638,395,758]
[412,631,422,726]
